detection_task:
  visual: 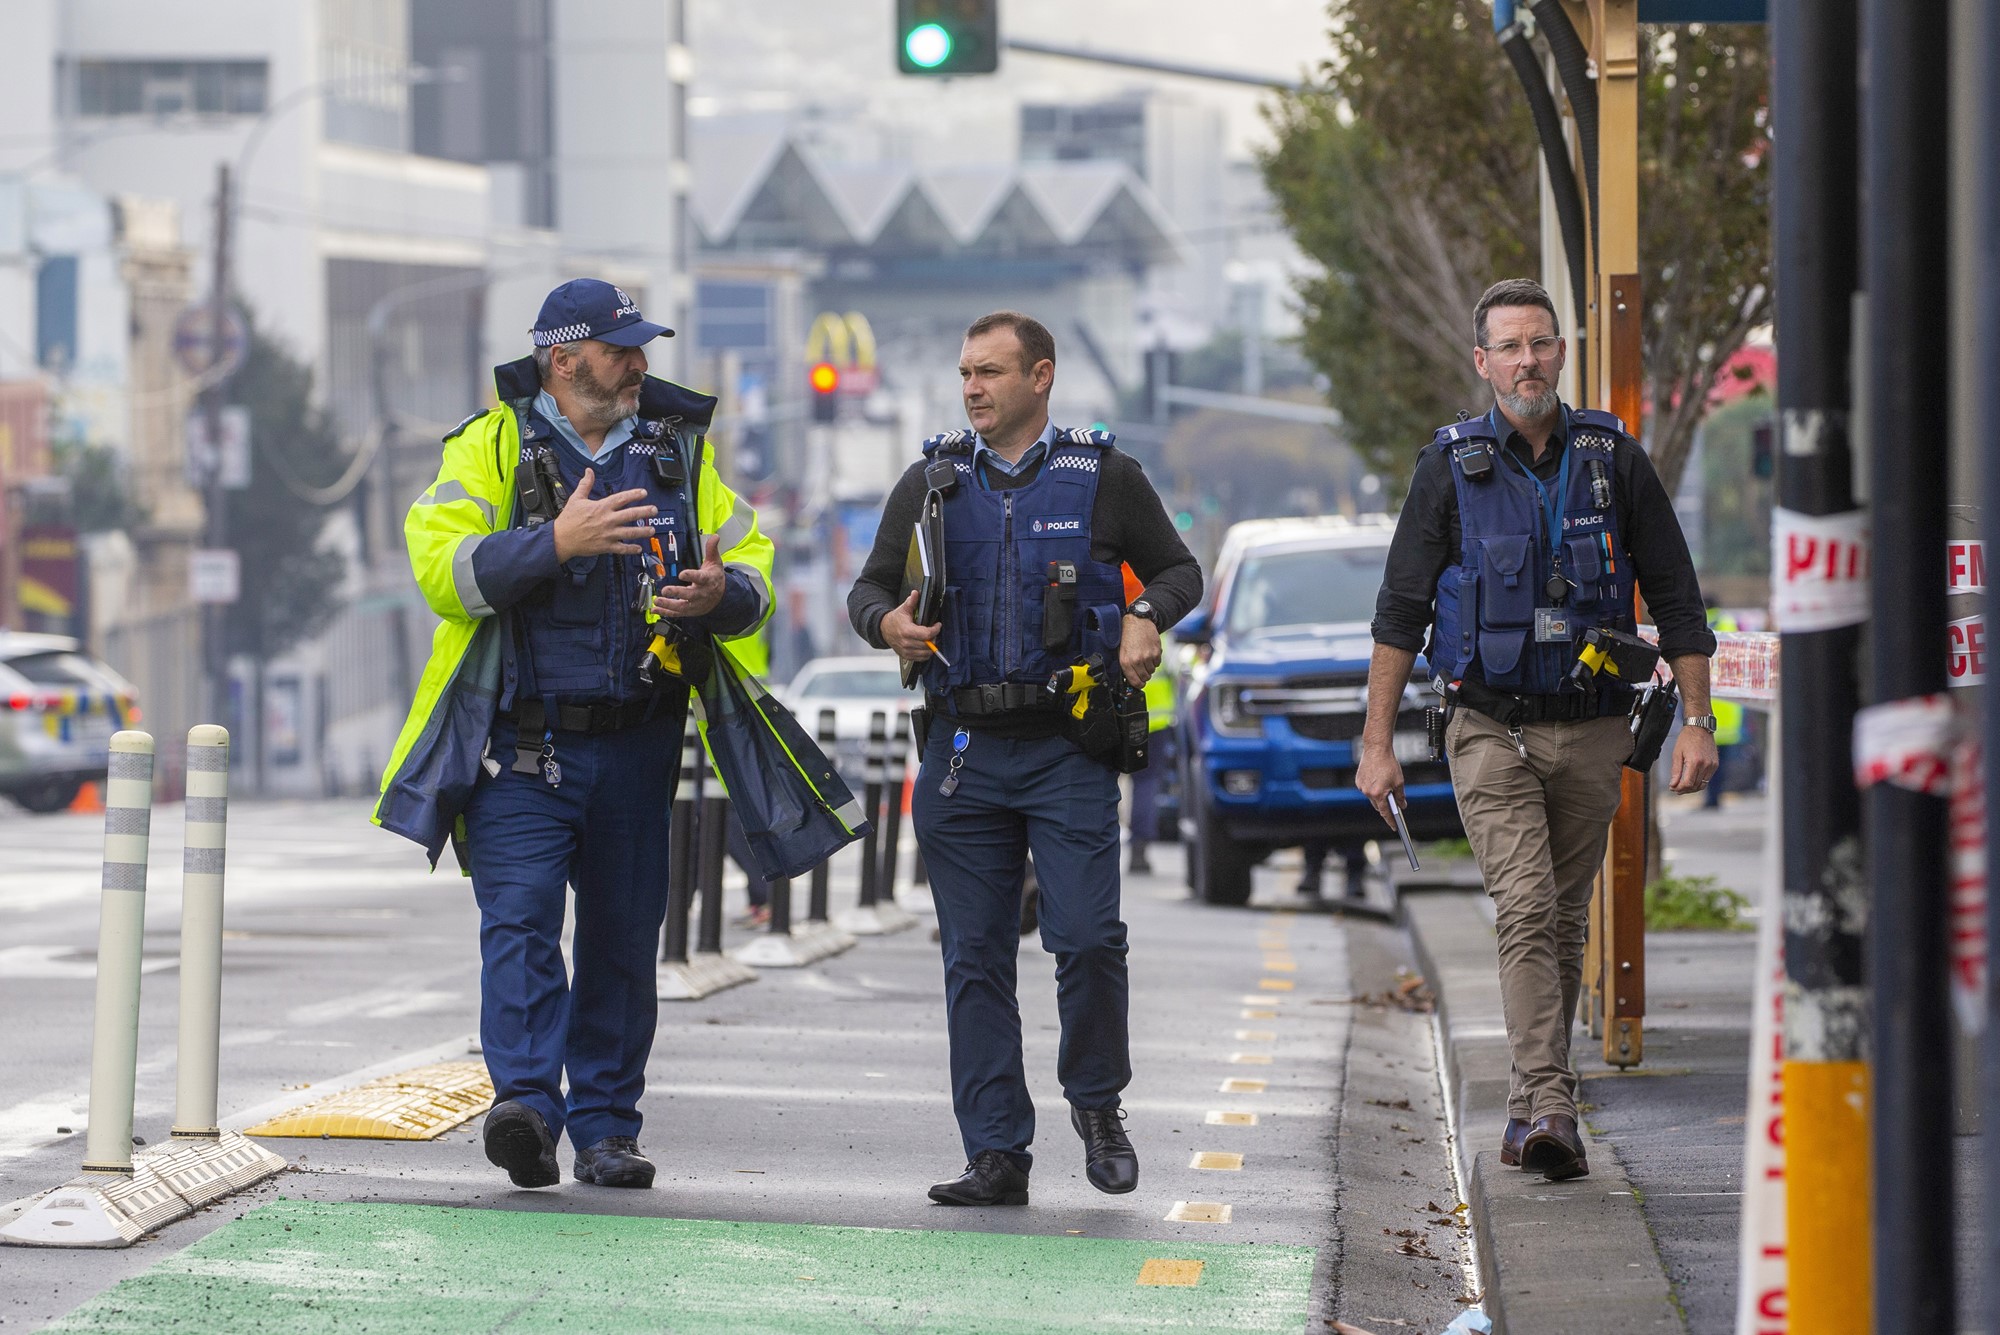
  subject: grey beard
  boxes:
[1500,381,1559,421]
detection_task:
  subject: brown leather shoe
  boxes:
[1499,1117,1530,1167]
[1521,1113,1590,1181]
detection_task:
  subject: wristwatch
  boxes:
[1683,714,1718,732]
[1128,599,1160,628]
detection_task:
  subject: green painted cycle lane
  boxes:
[49,1198,1316,1334]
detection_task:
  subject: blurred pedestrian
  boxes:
[374,280,774,1190]
[848,311,1203,1206]
[1356,278,1716,1181]
[1703,598,1745,808]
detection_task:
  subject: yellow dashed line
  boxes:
[1235,1029,1276,1042]
[1240,1007,1278,1020]
[1240,994,1283,1006]
[1227,1052,1272,1066]
[1165,1201,1233,1223]
[1218,1077,1267,1093]
[1190,1151,1244,1170]
[1136,1258,1205,1286]
[1258,978,1294,992]
[1262,957,1297,972]
[1206,1111,1258,1126]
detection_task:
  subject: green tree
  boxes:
[1262,2,1770,497]
[220,314,348,662]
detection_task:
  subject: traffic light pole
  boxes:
[1862,0,1956,1329]
[1770,2,1871,1324]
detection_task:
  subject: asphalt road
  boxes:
[0,799,1477,1332]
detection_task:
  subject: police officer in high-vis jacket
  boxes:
[375,279,773,1190]
[1358,278,1716,1183]
[848,311,1202,1206]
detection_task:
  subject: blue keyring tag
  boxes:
[952,728,970,752]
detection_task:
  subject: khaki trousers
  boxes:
[1445,708,1634,1120]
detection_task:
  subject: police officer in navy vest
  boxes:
[377,279,774,1191]
[1358,279,1716,1182]
[849,311,1202,1206]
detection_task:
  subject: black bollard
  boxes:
[662,714,700,964]
[808,708,836,923]
[876,710,909,903]
[856,710,886,909]
[696,742,729,956]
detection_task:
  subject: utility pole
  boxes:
[1981,0,2000,1326]
[1769,1,1870,1326]
[200,163,234,736]
[1862,0,1956,1329]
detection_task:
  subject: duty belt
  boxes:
[1453,680,1621,726]
[511,697,656,735]
[935,683,1061,718]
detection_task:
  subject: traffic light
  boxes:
[809,361,840,423]
[896,0,999,75]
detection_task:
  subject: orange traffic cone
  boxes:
[69,781,103,814]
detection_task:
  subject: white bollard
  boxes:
[173,725,228,1139]
[81,731,154,1175]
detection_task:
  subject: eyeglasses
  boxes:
[1481,336,1561,364]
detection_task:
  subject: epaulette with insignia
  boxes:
[1569,407,1630,438]
[921,428,976,456]
[1433,415,1497,447]
[1056,426,1114,447]
[444,408,494,442]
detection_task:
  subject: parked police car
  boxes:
[0,633,140,813]
[1175,516,1463,905]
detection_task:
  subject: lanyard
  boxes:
[1501,420,1572,576]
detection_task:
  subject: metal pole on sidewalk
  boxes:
[83,732,154,1175]
[1863,0,1956,1326]
[1979,0,2000,1324]
[1770,0,1872,1324]
[172,726,228,1139]
[808,709,836,923]
[856,710,885,909]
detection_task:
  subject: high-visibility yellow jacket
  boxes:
[373,370,773,868]
[1144,658,1176,734]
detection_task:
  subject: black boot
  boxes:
[573,1135,656,1188]
[1071,1105,1138,1194]
[928,1149,1030,1206]
[483,1100,559,1188]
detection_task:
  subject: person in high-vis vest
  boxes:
[848,311,1203,1208]
[1703,602,1746,808]
[374,280,773,1191]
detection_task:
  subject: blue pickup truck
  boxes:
[1174,516,1464,905]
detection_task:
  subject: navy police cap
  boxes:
[531,278,674,348]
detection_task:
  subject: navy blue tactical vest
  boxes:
[1430,407,1635,710]
[511,405,698,705]
[918,427,1127,712]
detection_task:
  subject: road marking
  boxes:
[1227,1052,1273,1065]
[1206,1111,1258,1126]
[1136,1258,1205,1286]
[1240,1008,1278,1020]
[1219,1078,1266,1094]
[1258,978,1294,991]
[1261,958,1297,972]
[1165,1201,1233,1223]
[1235,1029,1276,1042]
[1190,1151,1244,1170]
[1240,994,1283,1006]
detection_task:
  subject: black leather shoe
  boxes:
[1071,1105,1139,1195]
[1521,1113,1591,1181]
[1499,1117,1530,1167]
[928,1149,1030,1206]
[573,1135,656,1188]
[483,1100,559,1188]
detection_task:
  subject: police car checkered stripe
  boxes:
[533,322,592,347]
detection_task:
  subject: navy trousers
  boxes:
[462,706,682,1152]
[912,727,1131,1171]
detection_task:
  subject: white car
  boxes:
[782,654,913,785]
[0,632,142,813]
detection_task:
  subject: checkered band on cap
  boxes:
[533,322,593,348]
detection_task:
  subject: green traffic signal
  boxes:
[905,22,952,68]
[895,0,999,76]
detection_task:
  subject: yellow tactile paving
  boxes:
[1136,1258,1206,1287]
[1165,1201,1233,1223]
[1206,1111,1258,1126]
[246,1061,494,1140]
[1218,1078,1267,1094]
[1190,1151,1244,1170]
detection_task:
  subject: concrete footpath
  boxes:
[1404,798,1766,1335]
